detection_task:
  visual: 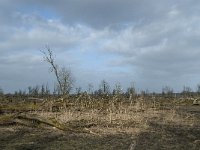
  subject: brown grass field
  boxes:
[0,94,200,150]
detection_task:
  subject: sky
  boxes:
[1,0,200,93]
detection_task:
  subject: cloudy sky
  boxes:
[1,0,200,93]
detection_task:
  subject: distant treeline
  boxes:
[1,82,200,98]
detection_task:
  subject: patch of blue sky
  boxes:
[14,4,60,32]
[16,4,60,20]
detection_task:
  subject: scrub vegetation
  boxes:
[0,91,200,150]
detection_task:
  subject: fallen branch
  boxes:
[84,128,101,136]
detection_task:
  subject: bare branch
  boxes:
[41,46,73,95]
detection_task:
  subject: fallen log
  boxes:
[0,113,93,134]
[14,114,68,131]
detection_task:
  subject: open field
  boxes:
[0,95,200,150]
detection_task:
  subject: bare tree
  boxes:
[114,82,122,95]
[40,84,45,96]
[162,86,173,96]
[28,86,33,96]
[182,85,192,96]
[58,67,73,94]
[126,82,136,96]
[75,87,82,95]
[41,46,73,95]
[197,84,200,95]
[99,80,110,95]
[45,83,50,95]
[32,85,40,96]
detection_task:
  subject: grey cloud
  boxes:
[98,4,200,91]
[0,18,89,54]
[1,0,199,29]
[0,0,180,28]
[1,0,200,92]
[0,53,53,92]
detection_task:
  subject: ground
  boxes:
[0,96,200,150]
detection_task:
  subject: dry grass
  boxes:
[1,95,200,149]
[36,96,198,136]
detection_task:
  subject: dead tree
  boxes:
[41,46,73,95]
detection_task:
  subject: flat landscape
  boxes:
[1,1,200,150]
[0,94,200,150]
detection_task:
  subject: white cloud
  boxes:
[1,0,200,92]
